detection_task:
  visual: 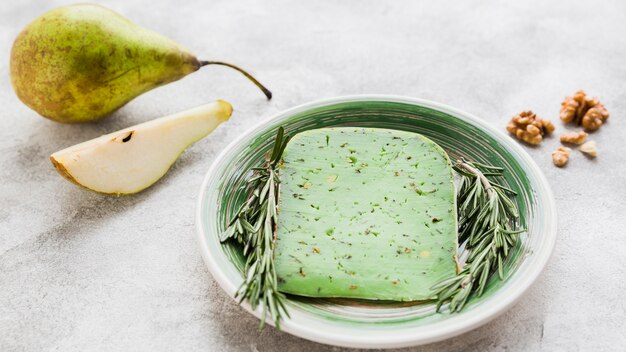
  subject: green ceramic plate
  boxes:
[195,95,557,348]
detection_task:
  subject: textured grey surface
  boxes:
[1,0,625,351]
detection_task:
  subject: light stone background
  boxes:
[1,0,625,351]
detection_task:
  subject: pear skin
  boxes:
[10,4,269,123]
[50,100,233,195]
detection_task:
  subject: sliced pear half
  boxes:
[50,100,233,195]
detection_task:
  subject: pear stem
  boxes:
[199,60,272,100]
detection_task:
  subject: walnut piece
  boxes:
[506,111,555,145]
[559,90,609,131]
[552,146,571,167]
[583,104,609,131]
[579,141,598,158]
[560,131,588,145]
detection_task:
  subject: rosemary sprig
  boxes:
[431,159,524,312]
[220,127,291,328]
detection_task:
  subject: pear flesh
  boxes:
[10,4,269,123]
[50,100,233,195]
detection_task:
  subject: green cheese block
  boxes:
[275,127,457,301]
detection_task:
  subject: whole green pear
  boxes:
[10,3,270,123]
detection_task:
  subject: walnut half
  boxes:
[560,90,609,131]
[506,111,555,145]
